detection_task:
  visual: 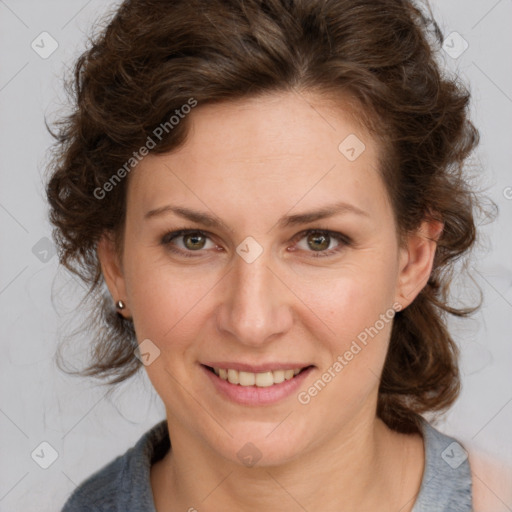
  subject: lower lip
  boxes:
[201,364,314,406]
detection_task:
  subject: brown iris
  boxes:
[184,233,207,250]
[306,232,330,251]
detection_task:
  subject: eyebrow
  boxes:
[144,201,369,231]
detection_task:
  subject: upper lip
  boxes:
[202,362,313,373]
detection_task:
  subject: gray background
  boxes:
[0,0,511,510]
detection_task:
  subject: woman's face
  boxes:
[100,91,436,466]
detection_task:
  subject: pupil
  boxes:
[308,233,329,251]
[185,233,205,250]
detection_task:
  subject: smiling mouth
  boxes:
[203,365,313,387]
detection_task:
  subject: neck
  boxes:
[151,406,423,511]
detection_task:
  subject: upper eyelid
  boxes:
[291,229,350,244]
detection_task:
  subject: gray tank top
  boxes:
[412,418,473,511]
[61,417,472,511]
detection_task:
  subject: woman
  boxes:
[46,0,501,510]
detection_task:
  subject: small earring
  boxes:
[116,300,126,310]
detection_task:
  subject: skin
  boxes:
[98,90,444,511]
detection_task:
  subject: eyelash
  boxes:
[160,227,352,259]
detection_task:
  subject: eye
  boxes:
[161,229,217,258]
[291,229,351,258]
[161,228,351,259]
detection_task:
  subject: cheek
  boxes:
[303,255,398,338]
[300,279,396,420]
[123,250,219,344]
[123,256,218,398]
[318,282,395,377]
[299,255,398,397]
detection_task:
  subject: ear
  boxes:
[395,218,444,309]
[96,232,131,318]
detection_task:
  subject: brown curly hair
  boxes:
[46,0,488,433]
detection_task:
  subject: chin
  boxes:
[210,419,313,468]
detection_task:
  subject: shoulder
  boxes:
[469,450,512,512]
[416,419,472,510]
[61,420,169,512]
[419,420,512,512]
[61,450,131,511]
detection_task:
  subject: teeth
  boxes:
[227,369,239,384]
[239,371,255,386]
[273,370,285,384]
[255,371,274,387]
[213,367,304,387]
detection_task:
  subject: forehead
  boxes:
[171,91,373,164]
[127,91,390,225]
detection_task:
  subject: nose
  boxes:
[215,249,294,348]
